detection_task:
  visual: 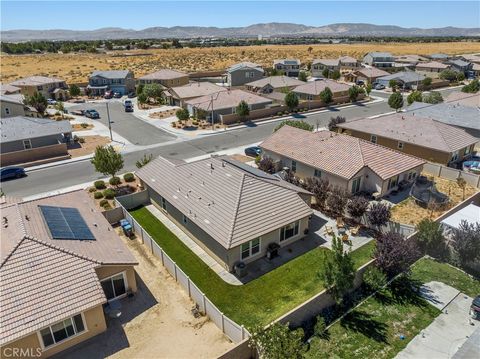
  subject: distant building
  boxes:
[87,70,135,96]
[245,75,304,93]
[415,61,450,78]
[311,59,340,77]
[429,53,450,62]
[447,59,473,74]
[363,52,394,68]
[344,68,390,84]
[292,79,351,101]
[226,62,264,87]
[273,59,301,77]
[137,69,189,88]
[9,76,69,101]
[376,71,425,89]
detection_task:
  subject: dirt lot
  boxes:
[72,123,94,131]
[391,174,478,226]
[2,42,480,83]
[59,231,234,359]
[67,135,110,157]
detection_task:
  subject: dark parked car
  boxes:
[113,92,122,98]
[1,167,26,181]
[84,109,100,119]
[104,91,113,99]
[127,92,137,98]
[356,80,365,86]
[471,295,480,320]
[124,100,134,112]
[244,146,262,157]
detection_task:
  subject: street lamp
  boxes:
[106,101,113,141]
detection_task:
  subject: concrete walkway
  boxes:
[145,204,243,286]
[396,281,477,359]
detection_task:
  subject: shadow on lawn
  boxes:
[339,311,388,343]
[375,275,427,308]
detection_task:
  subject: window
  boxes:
[182,214,188,224]
[39,314,85,349]
[307,94,314,101]
[5,107,10,115]
[351,177,361,194]
[280,221,299,242]
[100,273,127,300]
[465,146,472,155]
[240,238,261,260]
[388,175,399,190]
[370,135,377,144]
[37,85,43,91]
[314,169,321,177]
[451,151,459,161]
[161,196,167,210]
[291,160,297,172]
[23,139,32,150]
[397,141,404,150]
[407,171,417,181]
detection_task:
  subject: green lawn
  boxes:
[130,206,375,327]
[306,258,480,359]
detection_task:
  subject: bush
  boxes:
[347,196,369,219]
[258,156,276,174]
[123,172,135,182]
[462,79,480,93]
[422,91,443,104]
[103,188,116,199]
[363,266,387,292]
[109,176,121,186]
[78,137,85,144]
[80,122,89,128]
[93,191,104,199]
[313,316,327,338]
[88,187,96,193]
[328,116,346,131]
[274,120,313,132]
[94,180,106,190]
[99,199,109,207]
[103,203,113,210]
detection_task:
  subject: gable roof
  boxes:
[246,75,304,89]
[430,53,450,59]
[416,61,450,70]
[227,62,264,73]
[274,59,300,65]
[365,52,393,58]
[167,81,226,99]
[449,59,471,67]
[90,70,132,79]
[312,59,339,67]
[338,113,479,153]
[138,69,187,80]
[0,84,21,94]
[445,92,480,108]
[9,76,65,87]
[0,116,72,144]
[260,126,424,181]
[136,156,312,249]
[293,79,350,95]
[355,68,390,78]
[339,56,358,63]
[185,89,272,111]
[377,71,425,83]
[0,94,24,106]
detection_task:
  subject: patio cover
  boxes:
[441,204,480,230]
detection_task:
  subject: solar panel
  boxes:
[39,205,96,240]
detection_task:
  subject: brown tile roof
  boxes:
[445,92,480,108]
[0,84,21,95]
[167,81,226,100]
[260,126,425,180]
[185,89,272,111]
[10,76,65,87]
[355,68,390,78]
[293,79,350,95]
[0,190,137,345]
[138,69,188,80]
[246,75,304,89]
[312,59,339,67]
[338,113,479,153]
[416,61,450,70]
[136,156,312,249]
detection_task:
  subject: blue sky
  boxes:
[1,1,479,31]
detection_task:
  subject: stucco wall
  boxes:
[0,143,68,166]
[1,101,25,117]
[0,305,107,359]
[95,265,137,293]
[228,68,263,87]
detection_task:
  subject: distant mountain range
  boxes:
[2,23,479,42]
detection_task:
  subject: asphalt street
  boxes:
[2,99,394,198]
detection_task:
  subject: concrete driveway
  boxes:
[69,100,175,146]
[396,281,478,359]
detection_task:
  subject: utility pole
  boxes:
[106,101,113,141]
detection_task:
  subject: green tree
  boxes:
[91,145,124,181]
[422,91,443,104]
[388,92,404,111]
[69,84,80,97]
[407,90,423,105]
[136,153,153,168]
[236,100,250,121]
[331,70,341,80]
[143,83,163,102]
[416,218,446,256]
[322,68,330,78]
[422,77,432,88]
[462,79,480,93]
[176,108,190,121]
[23,91,48,115]
[365,83,372,98]
[298,71,308,82]
[456,72,465,81]
[284,91,299,111]
[348,85,363,102]
[321,235,355,303]
[249,322,305,359]
[362,266,387,292]
[320,87,333,104]
[388,79,397,89]
[137,92,147,106]
[136,83,145,95]
[274,120,313,132]
[439,69,458,82]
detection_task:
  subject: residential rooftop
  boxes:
[138,69,188,80]
[338,113,479,153]
[260,126,425,180]
[167,81,226,99]
[136,156,312,249]
[0,84,21,94]
[416,61,450,70]
[377,71,425,83]
[0,94,24,106]
[445,92,480,108]
[9,76,65,87]
[366,51,393,58]
[227,62,264,73]
[245,75,304,89]
[185,89,272,111]
[312,59,339,67]
[355,68,390,78]
[293,79,350,95]
[0,116,72,144]
[274,59,301,65]
[90,70,132,79]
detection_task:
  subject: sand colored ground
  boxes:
[391,174,478,226]
[2,42,480,83]
[67,135,110,157]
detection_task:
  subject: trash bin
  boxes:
[234,261,247,277]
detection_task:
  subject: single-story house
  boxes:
[344,68,390,83]
[260,125,425,197]
[245,75,304,93]
[137,69,189,88]
[185,89,273,121]
[87,70,135,96]
[292,79,351,101]
[136,156,313,272]
[448,59,473,74]
[311,59,340,77]
[429,53,450,62]
[415,61,450,78]
[337,113,479,166]
[0,116,72,166]
[408,100,480,139]
[376,71,425,89]
[163,82,226,107]
[1,94,26,118]
[9,76,69,101]
[226,62,264,87]
[273,59,301,77]
[363,52,394,68]
[445,92,480,108]
[394,54,429,66]
[0,190,138,358]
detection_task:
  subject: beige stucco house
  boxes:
[136,156,313,272]
[138,69,189,88]
[0,190,138,358]
[260,126,425,197]
[9,76,69,100]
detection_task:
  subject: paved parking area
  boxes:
[396,281,478,359]
[69,100,175,146]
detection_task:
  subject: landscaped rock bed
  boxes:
[87,173,142,211]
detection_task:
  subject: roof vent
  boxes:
[25,215,30,221]
[210,163,214,170]
[222,161,226,167]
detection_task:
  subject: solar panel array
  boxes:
[39,205,96,240]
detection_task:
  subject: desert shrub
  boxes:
[93,191,104,199]
[123,172,135,182]
[88,187,96,193]
[274,120,313,132]
[78,137,85,144]
[99,199,109,207]
[103,188,116,199]
[109,176,121,186]
[94,180,106,189]
[103,203,113,210]
[80,122,89,128]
